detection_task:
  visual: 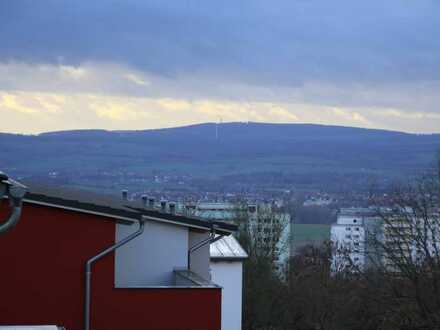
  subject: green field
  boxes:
[291,223,331,251]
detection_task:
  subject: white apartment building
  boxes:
[331,207,378,271]
[331,207,440,272]
[189,201,292,276]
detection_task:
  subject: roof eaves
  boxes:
[210,256,248,261]
[126,206,237,234]
[23,193,238,233]
[24,193,137,225]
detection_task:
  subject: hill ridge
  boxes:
[1,122,439,191]
[34,122,423,138]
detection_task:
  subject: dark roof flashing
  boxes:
[24,193,137,225]
[125,206,237,234]
[23,191,237,234]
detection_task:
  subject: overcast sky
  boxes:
[1,0,439,134]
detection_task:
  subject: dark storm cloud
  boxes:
[1,0,440,85]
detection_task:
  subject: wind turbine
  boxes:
[215,116,223,140]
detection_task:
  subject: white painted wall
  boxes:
[188,231,210,280]
[337,215,364,225]
[210,261,243,330]
[331,224,366,270]
[115,220,188,287]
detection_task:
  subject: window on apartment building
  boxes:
[355,227,360,231]
[346,227,351,231]
[353,219,357,223]
[345,235,351,239]
[354,257,359,261]
[354,249,359,253]
[354,235,359,239]
[354,242,360,246]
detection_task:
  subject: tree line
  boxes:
[237,155,440,330]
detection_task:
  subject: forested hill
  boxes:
[1,123,439,190]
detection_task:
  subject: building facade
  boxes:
[331,207,440,272]
[210,235,248,330]
[331,208,378,271]
[191,201,291,276]
[0,187,236,330]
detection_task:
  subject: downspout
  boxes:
[187,224,224,270]
[0,172,27,234]
[84,216,147,330]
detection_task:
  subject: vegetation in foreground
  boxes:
[239,156,440,330]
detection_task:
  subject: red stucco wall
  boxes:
[0,201,221,330]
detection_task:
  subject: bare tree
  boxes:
[238,153,440,330]
[358,154,440,328]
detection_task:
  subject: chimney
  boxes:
[122,190,128,201]
[148,197,155,208]
[141,195,148,207]
[169,202,176,214]
[160,200,167,212]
